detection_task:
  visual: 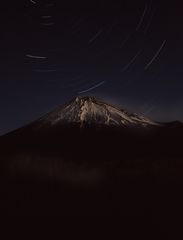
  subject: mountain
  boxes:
[1,96,164,160]
[1,96,183,221]
[37,96,160,128]
[1,96,183,172]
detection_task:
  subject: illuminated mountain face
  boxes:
[39,96,160,127]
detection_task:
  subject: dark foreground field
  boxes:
[1,123,183,236]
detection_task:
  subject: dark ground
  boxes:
[1,123,183,236]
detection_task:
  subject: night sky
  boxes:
[0,0,182,135]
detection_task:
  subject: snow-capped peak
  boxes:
[39,96,160,127]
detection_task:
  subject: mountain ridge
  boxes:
[36,96,160,128]
[1,96,183,141]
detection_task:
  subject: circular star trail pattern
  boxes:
[26,0,156,93]
[0,0,182,134]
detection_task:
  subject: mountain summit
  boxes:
[38,96,159,127]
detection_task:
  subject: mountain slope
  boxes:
[1,96,182,158]
[37,96,160,128]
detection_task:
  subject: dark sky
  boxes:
[0,0,182,135]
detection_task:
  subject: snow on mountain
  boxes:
[38,96,160,127]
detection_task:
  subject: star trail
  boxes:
[26,54,47,59]
[145,40,166,70]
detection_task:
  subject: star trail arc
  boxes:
[145,40,166,70]
[26,54,47,59]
